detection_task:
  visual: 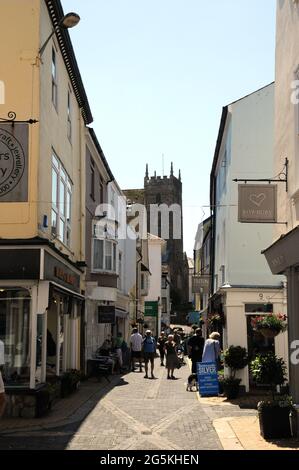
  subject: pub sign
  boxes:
[0,123,28,202]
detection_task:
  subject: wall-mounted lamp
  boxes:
[39,12,80,57]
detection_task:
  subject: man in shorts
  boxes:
[142,330,156,379]
[130,328,143,372]
[0,339,6,417]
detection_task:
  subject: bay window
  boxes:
[92,224,117,273]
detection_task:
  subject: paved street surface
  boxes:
[0,359,257,450]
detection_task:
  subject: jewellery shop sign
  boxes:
[238,184,277,223]
[0,123,28,202]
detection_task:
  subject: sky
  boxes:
[62,0,276,257]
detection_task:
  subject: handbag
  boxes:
[213,341,221,370]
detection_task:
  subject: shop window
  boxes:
[0,288,31,385]
[51,151,72,247]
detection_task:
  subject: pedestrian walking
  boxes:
[142,330,156,379]
[0,339,6,418]
[114,332,124,370]
[164,334,180,380]
[130,327,143,372]
[157,332,167,366]
[187,328,205,374]
[202,332,221,368]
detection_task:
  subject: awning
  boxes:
[262,225,299,274]
[115,308,128,319]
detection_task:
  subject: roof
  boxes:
[45,0,93,125]
[88,128,114,181]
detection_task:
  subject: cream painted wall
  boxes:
[214,84,284,288]
[145,238,164,301]
[38,0,85,262]
[275,0,299,237]
[0,0,40,237]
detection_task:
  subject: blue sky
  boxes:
[62,0,276,257]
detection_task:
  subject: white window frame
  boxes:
[52,48,58,110]
[92,223,117,274]
[52,152,72,246]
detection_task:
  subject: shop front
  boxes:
[263,226,299,404]
[213,286,286,392]
[0,239,84,417]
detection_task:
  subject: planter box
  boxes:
[259,406,292,439]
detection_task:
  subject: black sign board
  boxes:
[0,249,40,279]
[44,252,80,293]
[98,305,116,324]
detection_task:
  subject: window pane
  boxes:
[113,244,117,272]
[52,153,59,169]
[105,241,112,271]
[52,168,58,207]
[60,180,65,216]
[59,218,65,242]
[51,210,57,236]
[52,49,56,79]
[66,226,71,247]
[66,191,71,222]
[93,239,104,270]
[0,289,31,386]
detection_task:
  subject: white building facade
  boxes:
[210,83,287,391]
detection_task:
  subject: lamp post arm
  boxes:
[39,26,59,57]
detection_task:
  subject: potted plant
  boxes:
[222,346,249,399]
[208,313,225,331]
[60,369,81,398]
[251,313,287,338]
[250,353,292,439]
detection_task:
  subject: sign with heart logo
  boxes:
[238,184,277,223]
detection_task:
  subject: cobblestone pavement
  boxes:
[0,359,256,450]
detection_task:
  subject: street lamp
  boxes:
[39,12,80,57]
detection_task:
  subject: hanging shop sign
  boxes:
[98,305,116,324]
[144,301,158,317]
[197,362,219,397]
[192,275,210,294]
[238,184,277,223]
[0,123,28,202]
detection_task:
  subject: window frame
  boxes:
[51,151,72,247]
[92,224,117,274]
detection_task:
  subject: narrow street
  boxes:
[0,360,255,451]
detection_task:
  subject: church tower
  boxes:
[144,163,186,306]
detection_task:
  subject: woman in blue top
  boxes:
[142,330,156,379]
[202,332,221,367]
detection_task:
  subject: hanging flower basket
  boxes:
[251,314,287,338]
[259,328,280,339]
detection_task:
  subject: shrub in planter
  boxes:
[60,370,81,398]
[250,353,292,439]
[257,398,293,439]
[222,346,249,399]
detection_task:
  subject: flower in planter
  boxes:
[251,313,287,336]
